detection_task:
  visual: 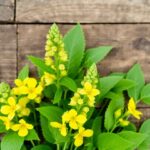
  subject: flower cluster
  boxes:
[0,77,43,137]
[50,65,100,147]
[42,24,68,86]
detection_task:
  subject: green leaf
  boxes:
[97,133,132,150]
[138,119,150,150]
[92,116,102,146]
[113,79,136,92]
[118,131,147,150]
[53,88,63,104]
[25,129,39,141]
[1,132,24,150]
[84,46,112,67]
[18,65,29,80]
[104,92,124,131]
[27,56,55,74]
[31,144,52,150]
[99,75,123,100]
[140,84,150,105]
[123,123,137,132]
[40,115,55,143]
[60,77,77,92]
[0,120,6,133]
[37,106,63,121]
[127,64,145,101]
[64,24,85,77]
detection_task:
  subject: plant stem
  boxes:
[74,147,78,150]
[63,142,68,150]
[57,144,60,150]
[30,140,35,147]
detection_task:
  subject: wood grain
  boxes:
[18,24,150,81]
[0,25,16,84]
[0,0,14,21]
[16,0,150,23]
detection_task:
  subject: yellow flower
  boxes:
[1,97,19,120]
[41,72,56,86]
[50,122,67,136]
[62,109,87,129]
[74,127,93,147]
[69,93,83,106]
[11,119,33,137]
[0,116,12,130]
[128,97,142,120]
[119,118,130,126]
[79,82,100,100]
[17,97,30,117]
[114,108,122,119]
[24,78,43,99]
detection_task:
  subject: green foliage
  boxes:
[64,24,85,77]
[1,132,24,150]
[53,87,63,104]
[127,64,145,101]
[25,129,39,141]
[31,145,52,150]
[18,65,29,80]
[84,46,112,67]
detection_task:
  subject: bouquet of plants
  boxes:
[0,24,150,150]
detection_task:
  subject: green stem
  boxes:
[74,147,78,150]
[70,143,74,150]
[30,140,35,147]
[63,142,68,150]
[57,144,60,150]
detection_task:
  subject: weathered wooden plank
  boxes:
[16,0,150,23]
[0,25,16,84]
[18,24,150,81]
[0,0,14,21]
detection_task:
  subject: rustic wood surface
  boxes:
[0,25,16,84]
[16,0,150,23]
[0,0,14,21]
[0,0,150,120]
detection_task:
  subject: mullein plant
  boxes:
[0,24,150,150]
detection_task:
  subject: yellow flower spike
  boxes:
[128,97,142,120]
[62,109,87,129]
[74,127,93,147]
[11,119,33,137]
[42,72,56,86]
[119,118,130,126]
[1,97,19,120]
[0,116,12,130]
[50,122,67,136]
[69,93,81,106]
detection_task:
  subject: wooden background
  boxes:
[0,0,150,124]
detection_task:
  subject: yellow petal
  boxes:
[1,106,11,114]
[128,97,136,112]
[74,135,83,147]
[50,122,61,128]
[92,89,100,96]
[19,86,28,94]
[28,93,37,99]
[84,82,92,91]
[83,129,93,137]
[35,85,43,94]
[133,110,142,120]
[11,124,20,131]
[19,119,26,124]
[8,112,15,120]
[26,123,33,129]
[60,124,67,136]
[8,97,16,105]
[69,109,77,117]
[76,115,87,124]
[26,78,37,88]
[69,120,78,129]
[14,79,23,87]
[18,127,28,137]
[62,111,70,123]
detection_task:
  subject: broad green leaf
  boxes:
[64,24,85,77]
[37,106,63,121]
[113,79,136,92]
[0,120,6,133]
[99,75,123,100]
[1,132,24,150]
[140,84,150,105]
[28,56,55,74]
[40,115,55,143]
[18,65,29,80]
[127,64,145,101]
[53,88,63,104]
[104,92,124,131]
[92,116,102,146]
[60,77,77,92]
[31,144,52,150]
[25,129,39,141]
[118,131,147,150]
[97,133,132,150]
[138,119,150,150]
[123,123,136,132]
[84,46,112,67]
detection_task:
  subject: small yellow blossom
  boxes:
[0,116,12,130]
[11,119,33,137]
[128,97,142,120]
[69,93,83,106]
[74,127,93,147]
[62,109,87,129]
[1,97,19,120]
[114,109,122,119]
[119,118,130,126]
[79,82,100,100]
[50,122,67,136]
